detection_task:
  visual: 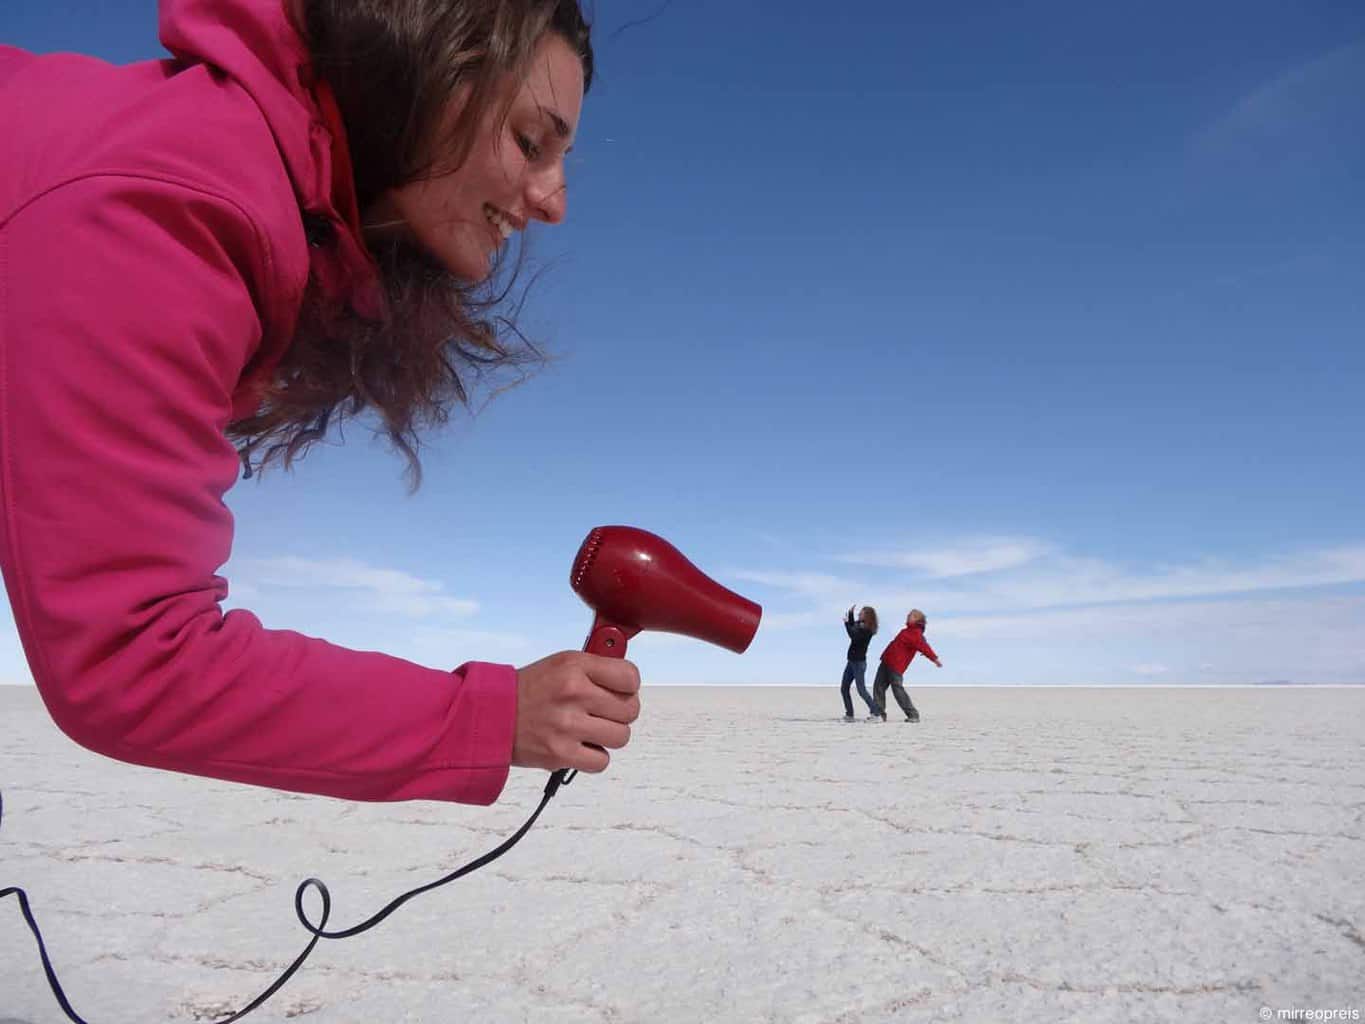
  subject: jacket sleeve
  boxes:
[914,633,939,662]
[0,175,516,804]
[843,611,856,639]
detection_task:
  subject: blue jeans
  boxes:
[840,659,877,716]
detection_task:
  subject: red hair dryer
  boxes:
[570,526,762,660]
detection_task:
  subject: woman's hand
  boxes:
[512,652,642,773]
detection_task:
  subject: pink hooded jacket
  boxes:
[0,0,519,803]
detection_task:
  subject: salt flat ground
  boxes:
[1,685,1362,1024]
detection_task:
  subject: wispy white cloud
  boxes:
[965,544,1365,610]
[695,593,1362,685]
[217,556,533,669]
[1194,40,1365,156]
[745,541,1365,623]
[402,626,534,667]
[1132,663,1171,677]
[920,595,1365,684]
[752,609,829,631]
[236,556,479,618]
[5,544,1362,687]
[728,569,862,599]
[748,530,791,550]
[0,556,516,685]
[836,537,1049,578]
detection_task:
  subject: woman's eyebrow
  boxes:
[538,105,574,151]
[543,107,571,138]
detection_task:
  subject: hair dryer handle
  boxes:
[582,614,641,658]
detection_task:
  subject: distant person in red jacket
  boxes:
[871,609,942,723]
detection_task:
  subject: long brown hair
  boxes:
[230,0,594,488]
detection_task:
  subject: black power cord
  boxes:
[0,768,578,1023]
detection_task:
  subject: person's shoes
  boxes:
[868,712,887,722]
[842,714,855,722]
[905,713,920,723]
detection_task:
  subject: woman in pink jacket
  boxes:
[0,0,639,804]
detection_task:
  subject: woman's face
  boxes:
[365,33,584,281]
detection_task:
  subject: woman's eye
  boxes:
[516,133,541,161]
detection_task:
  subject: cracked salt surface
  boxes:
[2,685,1361,1022]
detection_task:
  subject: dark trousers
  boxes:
[839,659,877,716]
[872,662,917,718]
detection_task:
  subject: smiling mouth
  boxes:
[483,203,516,241]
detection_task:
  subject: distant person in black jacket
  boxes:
[839,605,880,721]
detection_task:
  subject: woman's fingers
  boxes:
[584,681,641,725]
[579,713,631,751]
[512,651,642,772]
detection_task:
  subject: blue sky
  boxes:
[3,0,1363,685]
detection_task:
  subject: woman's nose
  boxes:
[528,167,567,224]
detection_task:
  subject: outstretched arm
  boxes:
[0,177,515,804]
[915,633,942,667]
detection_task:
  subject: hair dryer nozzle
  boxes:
[571,526,761,654]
